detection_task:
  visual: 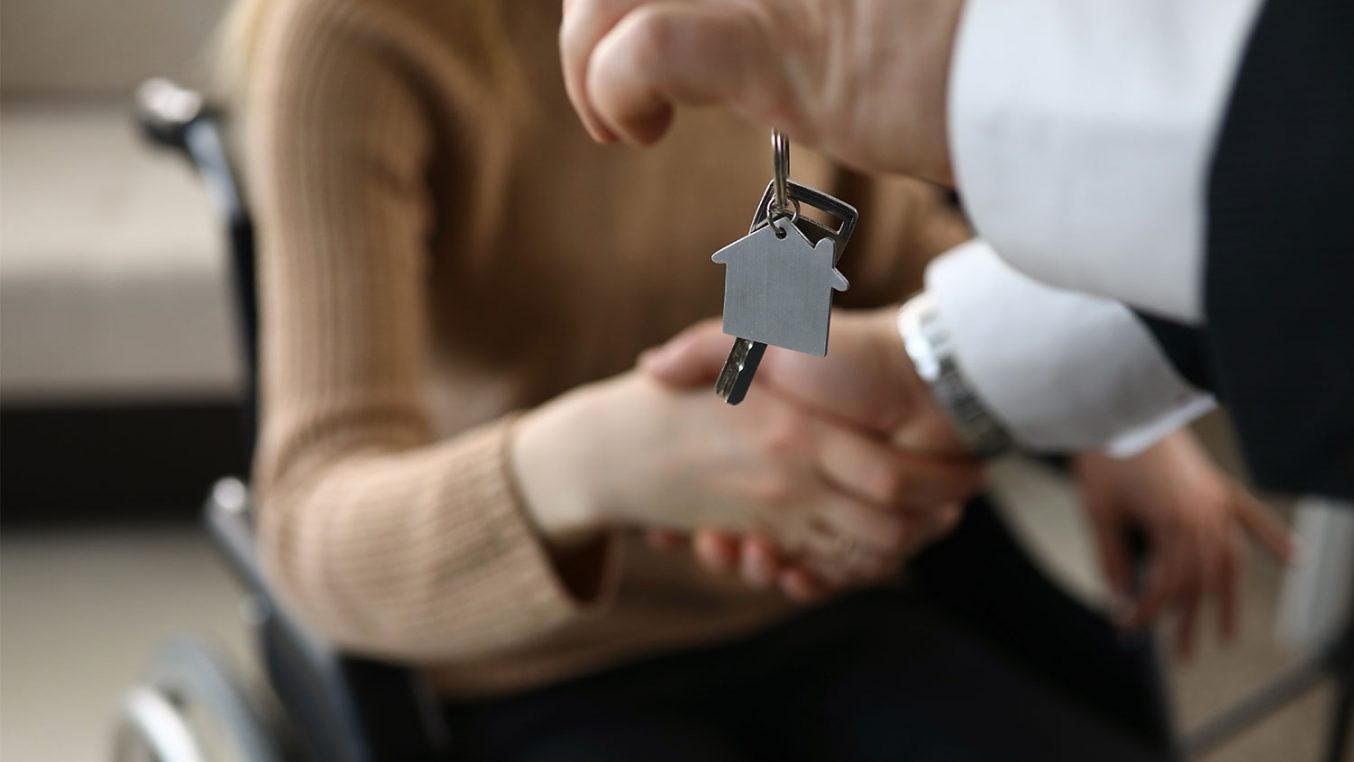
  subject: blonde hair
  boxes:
[217,0,273,100]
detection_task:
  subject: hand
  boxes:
[637,309,983,598]
[512,371,982,585]
[644,509,963,602]
[641,308,966,455]
[560,0,964,183]
[1074,431,1296,657]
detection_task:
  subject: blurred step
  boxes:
[0,100,241,404]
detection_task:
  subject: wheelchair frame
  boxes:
[114,79,451,762]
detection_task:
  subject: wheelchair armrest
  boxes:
[136,78,259,452]
[204,478,267,594]
[134,78,248,222]
[135,78,205,155]
[202,479,451,762]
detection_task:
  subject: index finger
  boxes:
[560,0,652,142]
[811,421,985,511]
[584,2,781,145]
[638,318,728,388]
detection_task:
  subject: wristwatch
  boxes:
[898,292,1014,459]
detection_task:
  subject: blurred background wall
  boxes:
[1,0,247,519]
[1,2,257,757]
[1,0,227,96]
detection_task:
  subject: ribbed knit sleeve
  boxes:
[246,0,613,662]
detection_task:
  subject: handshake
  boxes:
[515,306,1292,652]
[515,307,979,599]
[638,308,980,600]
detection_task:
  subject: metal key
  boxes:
[713,131,859,404]
[715,337,768,404]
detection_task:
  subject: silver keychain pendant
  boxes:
[713,131,859,404]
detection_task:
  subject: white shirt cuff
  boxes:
[923,240,1214,456]
[948,0,1263,323]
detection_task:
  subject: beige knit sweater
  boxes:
[246,0,970,698]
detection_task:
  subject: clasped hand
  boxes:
[636,310,1295,654]
[635,308,979,599]
[512,308,983,599]
[517,306,1294,647]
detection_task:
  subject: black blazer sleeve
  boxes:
[1203,0,1354,499]
[1135,315,1213,393]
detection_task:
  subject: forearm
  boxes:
[907,240,1214,456]
[256,415,616,663]
[949,0,1264,322]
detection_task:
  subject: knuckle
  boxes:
[759,410,813,458]
[624,6,683,64]
[746,475,796,508]
[872,466,912,505]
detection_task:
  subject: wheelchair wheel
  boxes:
[113,638,284,762]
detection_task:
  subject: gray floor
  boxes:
[1,525,250,762]
[0,516,1340,761]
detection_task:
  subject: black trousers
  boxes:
[446,499,1175,762]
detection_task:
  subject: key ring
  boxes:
[771,130,791,215]
[768,130,799,236]
[765,194,801,237]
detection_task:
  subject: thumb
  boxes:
[640,319,730,388]
[587,4,787,145]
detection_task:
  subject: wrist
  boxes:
[896,293,1012,458]
[870,307,927,399]
[509,385,611,549]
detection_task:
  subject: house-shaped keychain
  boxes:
[712,219,849,357]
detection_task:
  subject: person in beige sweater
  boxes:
[240,0,1290,757]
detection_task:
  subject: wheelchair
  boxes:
[113,79,1353,762]
[112,79,452,762]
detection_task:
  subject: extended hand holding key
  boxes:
[559,0,964,183]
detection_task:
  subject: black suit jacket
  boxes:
[1141,0,1353,499]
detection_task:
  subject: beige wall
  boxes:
[1,0,230,96]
